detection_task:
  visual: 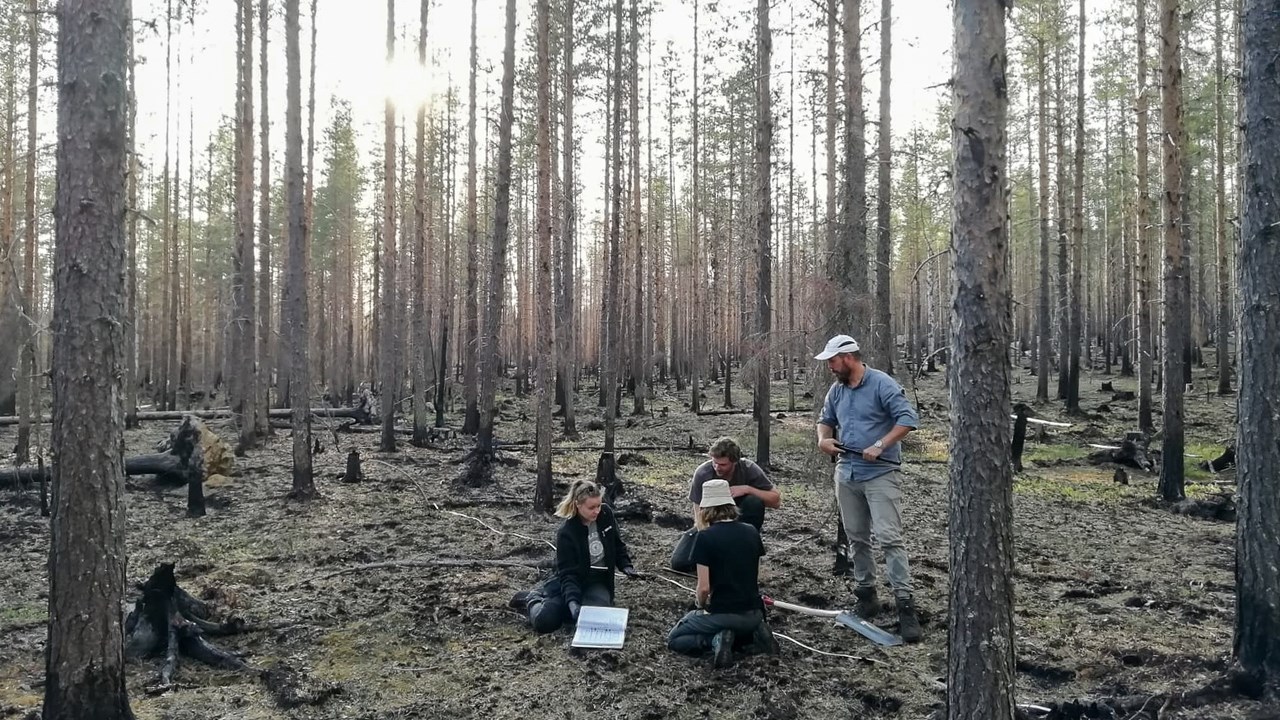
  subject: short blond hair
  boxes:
[695,503,739,530]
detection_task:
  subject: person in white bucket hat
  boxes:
[666,479,778,668]
[814,334,923,643]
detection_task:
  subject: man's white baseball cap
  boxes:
[814,334,860,360]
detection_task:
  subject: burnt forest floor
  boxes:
[0,357,1271,720]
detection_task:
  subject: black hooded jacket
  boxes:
[549,504,633,606]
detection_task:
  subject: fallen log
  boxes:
[1,417,231,517]
[0,398,372,426]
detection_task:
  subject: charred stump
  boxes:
[1087,432,1155,472]
[124,563,253,689]
[1012,403,1030,472]
[594,452,624,504]
[341,450,363,483]
[123,563,340,707]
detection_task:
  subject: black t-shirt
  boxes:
[691,520,766,614]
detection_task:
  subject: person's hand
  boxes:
[621,566,642,579]
[728,485,752,499]
[568,601,581,620]
[862,444,883,462]
[818,438,842,457]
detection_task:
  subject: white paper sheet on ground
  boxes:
[571,606,629,649]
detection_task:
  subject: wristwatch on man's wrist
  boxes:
[873,439,884,449]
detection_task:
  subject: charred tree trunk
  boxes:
[411,0,431,447]
[534,0,555,511]
[1234,0,1280,682]
[1135,0,1156,433]
[1157,0,1186,502]
[948,3,1016,716]
[379,0,398,453]
[1037,30,1052,403]
[557,0,579,439]
[461,0,481,436]
[283,0,315,499]
[1067,0,1086,413]
[44,0,135,713]
[231,0,257,455]
[874,0,893,376]
[1212,0,1232,396]
[257,0,273,434]
[754,0,772,467]
[464,0,518,486]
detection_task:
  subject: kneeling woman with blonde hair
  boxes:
[509,479,638,633]
[666,479,778,667]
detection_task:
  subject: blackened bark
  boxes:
[379,0,398,453]
[283,0,314,498]
[44,0,135,714]
[461,0,481,435]
[1135,0,1155,433]
[475,0,518,461]
[1233,0,1280,685]
[755,0,772,467]
[1157,0,1186,502]
[534,0,555,510]
[948,3,1015,717]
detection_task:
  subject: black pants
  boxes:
[670,495,766,572]
[528,582,612,634]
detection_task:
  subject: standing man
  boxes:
[671,437,781,571]
[814,334,922,643]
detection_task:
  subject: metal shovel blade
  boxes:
[834,611,903,647]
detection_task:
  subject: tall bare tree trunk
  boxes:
[473,0,518,469]
[283,0,313,499]
[125,20,139,426]
[461,0,481,435]
[629,0,646,417]
[1036,31,1051,403]
[948,1,1015,716]
[688,0,701,415]
[257,0,272,432]
[379,0,398,453]
[1054,36,1069,401]
[232,0,258,455]
[1157,0,1186,501]
[412,0,431,446]
[874,0,893,376]
[754,0,772,467]
[1212,0,1232,395]
[604,0,624,452]
[1135,0,1155,433]
[14,0,40,463]
[44,0,135,714]
[557,0,579,439]
[837,0,867,341]
[1067,0,1085,412]
[1234,0,1280,684]
[534,0,555,510]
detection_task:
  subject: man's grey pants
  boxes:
[834,468,913,599]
